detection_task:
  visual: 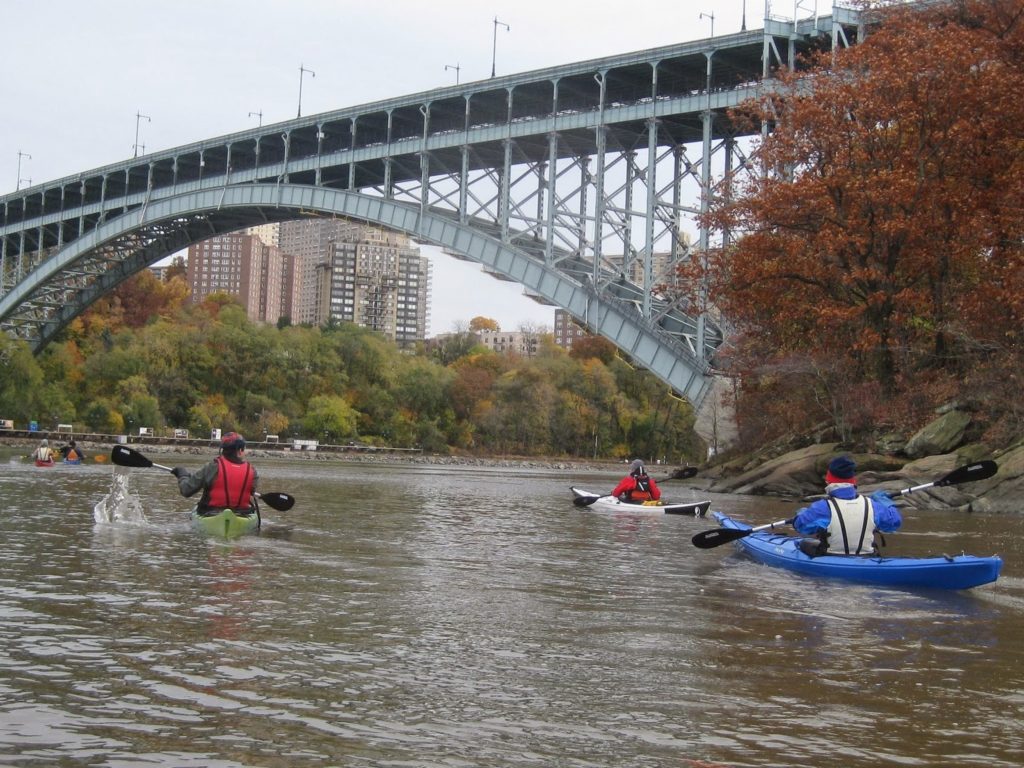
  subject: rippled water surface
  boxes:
[1,451,1023,767]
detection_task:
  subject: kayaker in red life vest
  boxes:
[792,454,902,556]
[611,459,662,503]
[171,432,258,514]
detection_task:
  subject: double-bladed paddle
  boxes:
[110,444,295,511]
[898,459,997,495]
[690,459,998,550]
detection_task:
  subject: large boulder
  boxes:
[709,443,840,498]
[904,410,972,459]
[966,444,1024,514]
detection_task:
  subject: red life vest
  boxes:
[627,476,654,501]
[205,457,255,511]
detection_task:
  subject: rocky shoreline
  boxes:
[689,441,1024,515]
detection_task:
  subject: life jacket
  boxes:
[825,494,876,555]
[67,448,80,461]
[203,457,255,512]
[628,475,654,502]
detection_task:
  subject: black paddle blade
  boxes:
[573,495,599,507]
[258,492,295,511]
[691,526,751,549]
[936,460,998,487]
[110,445,153,469]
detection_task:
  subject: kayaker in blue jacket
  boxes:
[171,432,258,514]
[792,454,901,556]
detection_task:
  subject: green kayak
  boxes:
[191,508,261,538]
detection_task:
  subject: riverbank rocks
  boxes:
[706,442,839,498]
[963,442,1024,514]
[693,438,1013,511]
[905,409,973,459]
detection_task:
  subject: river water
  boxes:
[1,451,1022,767]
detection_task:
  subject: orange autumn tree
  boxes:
[687,0,1024,446]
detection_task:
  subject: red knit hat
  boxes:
[221,432,246,452]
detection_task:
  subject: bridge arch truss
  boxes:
[0,6,861,409]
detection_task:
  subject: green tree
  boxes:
[303,395,359,442]
[0,337,45,424]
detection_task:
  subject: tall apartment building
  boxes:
[315,225,431,347]
[245,224,279,248]
[553,309,589,351]
[278,219,364,325]
[186,233,257,310]
[186,220,431,341]
[185,232,286,324]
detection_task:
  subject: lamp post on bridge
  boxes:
[700,11,714,37]
[491,17,509,78]
[249,110,263,127]
[15,151,30,191]
[445,63,461,84]
[297,64,315,118]
[133,112,150,158]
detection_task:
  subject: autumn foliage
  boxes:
[687,0,1024,448]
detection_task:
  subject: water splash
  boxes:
[93,467,148,525]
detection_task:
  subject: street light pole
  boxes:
[445,63,461,84]
[700,11,714,37]
[15,151,30,191]
[248,110,263,127]
[133,111,150,158]
[297,64,315,118]
[491,17,509,78]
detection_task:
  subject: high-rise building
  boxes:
[553,309,589,350]
[186,233,258,309]
[245,224,280,248]
[315,225,431,347]
[186,220,431,342]
[185,232,285,324]
[279,219,364,325]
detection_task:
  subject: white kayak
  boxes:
[571,487,711,516]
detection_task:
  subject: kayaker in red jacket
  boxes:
[611,459,661,502]
[172,432,258,514]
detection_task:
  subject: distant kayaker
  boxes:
[171,432,258,514]
[793,454,902,555]
[61,440,84,461]
[611,459,661,503]
[32,439,54,463]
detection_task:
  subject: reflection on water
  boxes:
[0,455,1022,767]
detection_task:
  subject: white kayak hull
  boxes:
[571,487,710,516]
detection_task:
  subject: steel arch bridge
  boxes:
[0,6,860,409]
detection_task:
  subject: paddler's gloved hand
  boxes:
[171,467,189,478]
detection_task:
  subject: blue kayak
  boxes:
[713,512,1002,591]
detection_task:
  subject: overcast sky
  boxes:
[3,0,767,334]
